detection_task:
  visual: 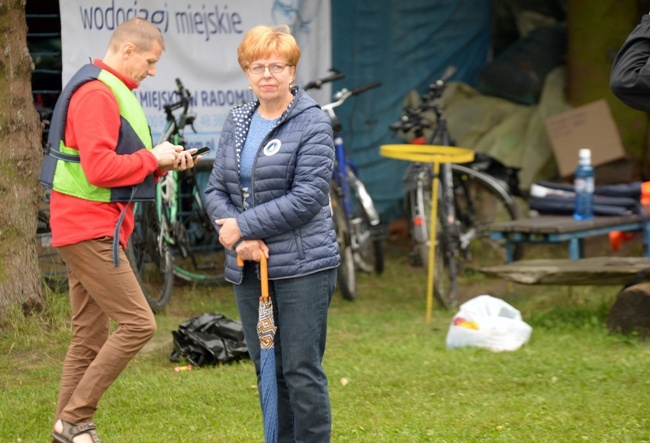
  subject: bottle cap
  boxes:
[578,148,591,159]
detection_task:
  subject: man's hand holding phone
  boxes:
[171,146,208,171]
[151,141,184,170]
[190,146,210,159]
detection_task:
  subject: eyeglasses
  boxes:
[248,63,292,75]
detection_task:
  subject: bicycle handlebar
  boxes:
[304,68,345,90]
[164,78,192,114]
[389,115,432,133]
[349,81,382,97]
[390,66,457,134]
[161,78,197,139]
[322,81,382,115]
[438,65,457,85]
[426,65,457,100]
[175,77,185,92]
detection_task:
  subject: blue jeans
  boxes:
[235,263,336,443]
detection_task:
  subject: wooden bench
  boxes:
[484,215,650,337]
[482,215,650,286]
[489,214,650,262]
[480,256,650,285]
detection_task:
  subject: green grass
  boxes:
[2,239,650,442]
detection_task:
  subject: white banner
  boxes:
[59,0,331,157]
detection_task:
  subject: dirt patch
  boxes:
[140,333,172,355]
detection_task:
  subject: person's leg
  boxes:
[273,268,336,443]
[54,264,110,422]
[55,237,156,424]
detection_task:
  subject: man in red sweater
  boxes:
[45,18,200,443]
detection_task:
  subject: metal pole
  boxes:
[426,162,440,325]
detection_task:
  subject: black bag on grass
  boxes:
[170,312,249,366]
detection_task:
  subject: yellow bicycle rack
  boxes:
[380,144,474,324]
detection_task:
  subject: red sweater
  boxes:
[50,60,163,249]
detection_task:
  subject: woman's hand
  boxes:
[216,217,242,249]
[236,239,269,262]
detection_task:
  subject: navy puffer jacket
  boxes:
[204,88,340,284]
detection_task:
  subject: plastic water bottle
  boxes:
[573,148,594,220]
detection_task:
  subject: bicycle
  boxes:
[127,78,225,312]
[389,66,522,308]
[35,105,69,291]
[36,191,68,292]
[307,70,385,301]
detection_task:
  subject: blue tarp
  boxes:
[331,0,491,221]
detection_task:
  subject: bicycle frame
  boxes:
[154,78,199,256]
[332,128,380,230]
[309,73,385,299]
[155,130,181,250]
[321,86,382,229]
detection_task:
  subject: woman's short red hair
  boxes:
[237,24,301,70]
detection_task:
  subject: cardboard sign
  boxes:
[545,99,626,177]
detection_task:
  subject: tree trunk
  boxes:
[567,0,649,167]
[0,1,45,311]
[607,281,650,339]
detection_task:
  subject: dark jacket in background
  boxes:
[610,14,650,111]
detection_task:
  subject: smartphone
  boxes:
[191,146,210,158]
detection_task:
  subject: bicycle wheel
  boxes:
[451,163,521,271]
[127,201,175,313]
[433,198,461,309]
[172,159,226,285]
[410,163,520,308]
[331,188,356,301]
[414,164,461,308]
[409,166,434,269]
[347,166,384,275]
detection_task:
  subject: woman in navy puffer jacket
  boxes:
[204,24,339,443]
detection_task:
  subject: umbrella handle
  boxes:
[259,253,268,300]
[236,251,269,300]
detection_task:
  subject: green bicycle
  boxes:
[127,78,226,312]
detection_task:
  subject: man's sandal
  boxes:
[52,420,102,443]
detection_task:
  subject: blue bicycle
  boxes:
[307,71,385,300]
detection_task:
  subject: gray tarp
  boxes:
[443,66,570,190]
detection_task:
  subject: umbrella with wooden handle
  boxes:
[238,252,277,443]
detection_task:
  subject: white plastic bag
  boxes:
[445,295,532,352]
